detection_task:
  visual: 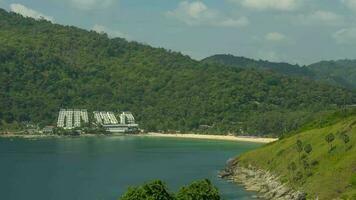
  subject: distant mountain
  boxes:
[202,54,313,77]
[203,54,356,89]
[0,9,355,136]
[309,60,356,89]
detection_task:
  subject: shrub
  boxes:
[119,179,221,200]
[119,180,174,200]
[176,179,220,200]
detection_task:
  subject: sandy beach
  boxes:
[0,132,278,143]
[142,133,278,143]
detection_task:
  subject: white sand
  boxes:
[142,133,278,143]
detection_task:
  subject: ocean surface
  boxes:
[0,136,260,200]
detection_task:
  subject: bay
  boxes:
[0,136,260,200]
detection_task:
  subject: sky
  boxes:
[1,0,356,65]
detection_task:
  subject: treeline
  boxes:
[0,8,355,136]
[203,54,356,89]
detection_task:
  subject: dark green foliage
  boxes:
[340,132,350,144]
[0,9,355,136]
[325,133,335,152]
[304,144,313,154]
[176,179,220,200]
[296,140,303,160]
[119,179,221,200]
[119,180,174,200]
[297,140,303,152]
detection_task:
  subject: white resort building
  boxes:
[57,109,89,129]
[93,111,139,133]
[57,109,138,133]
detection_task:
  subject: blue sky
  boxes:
[1,0,356,65]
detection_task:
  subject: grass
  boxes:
[238,112,356,200]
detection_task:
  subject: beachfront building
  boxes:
[56,109,89,129]
[94,111,139,133]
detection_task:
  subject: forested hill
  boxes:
[202,54,356,89]
[309,60,356,89]
[202,54,312,77]
[0,9,355,136]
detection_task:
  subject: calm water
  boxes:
[0,136,260,200]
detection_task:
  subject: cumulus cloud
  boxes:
[265,32,287,42]
[69,0,115,10]
[10,3,54,22]
[92,24,130,40]
[218,17,249,27]
[166,1,248,27]
[298,10,344,26]
[228,0,300,11]
[333,28,356,44]
[342,0,356,11]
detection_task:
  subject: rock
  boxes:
[219,159,306,200]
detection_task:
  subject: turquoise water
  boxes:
[0,136,260,200]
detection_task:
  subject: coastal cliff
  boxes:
[219,158,306,200]
[219,112,356,200]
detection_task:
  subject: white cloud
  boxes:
[298,10,344,26]
[10,4,54,22]
[69,0,115,10]
[333,27,356,44]
[92,24,130,40]
[166,1,248,27]
[229,0,300,11]
[342,0,356,11]
[217,17,249,27]
[265,32,287,42]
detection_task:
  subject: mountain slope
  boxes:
[230,109,356,199]
[202,54,313,77]
[0,9,355,136]
[203,54,356,89]
[309,60,356,89]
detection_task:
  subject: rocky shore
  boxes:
[219,158,306,200]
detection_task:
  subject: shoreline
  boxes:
[0,132,278,143]
[141,133,278,143]
[219,160,305,200]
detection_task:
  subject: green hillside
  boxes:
[236,109,356,199]
[309,60,356,89]
[202,54,312,77]
[0,9,355,136]
[203,54,356,89]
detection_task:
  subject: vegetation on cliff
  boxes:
[236,109,356,199]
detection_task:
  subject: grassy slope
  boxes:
[238,111,356,199]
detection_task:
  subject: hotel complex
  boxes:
[57,109,138,133]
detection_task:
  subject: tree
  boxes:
[304,144,313,155]
[119,179,221,200]
[296,139,303,160]
[176,179,220,200]
[325,133,335,152]
[340,132,350,151]
[119,180,174,200]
